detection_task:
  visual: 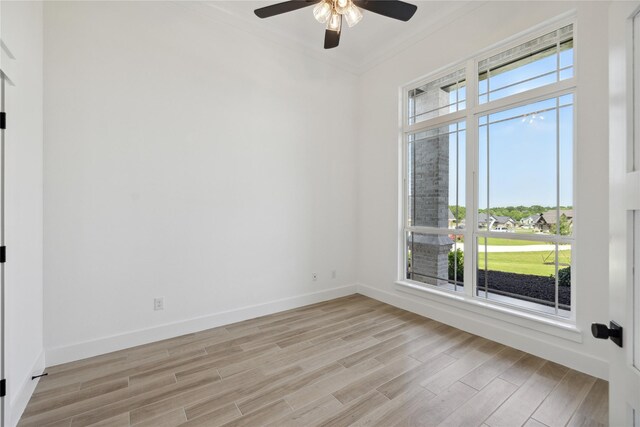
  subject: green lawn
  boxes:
[477,250,571,276]
[481,238,547,246]
[453,235,550,246]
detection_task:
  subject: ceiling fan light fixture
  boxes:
[335,0,350,14]
[313,0,332,24]
[344,3,363,28]
[327,11,342,32]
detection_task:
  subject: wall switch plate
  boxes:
[154,297,164,311]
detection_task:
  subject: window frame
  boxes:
[404,119,467,291]
[398,18,578,325]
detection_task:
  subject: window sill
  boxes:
[394,280,583,343]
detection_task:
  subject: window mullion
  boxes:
[555,96,561,316]
[403,110,467,134]
[474,79,575,116]
[465,58,477,298]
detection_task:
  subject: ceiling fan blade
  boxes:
[254,0,321,18]
[324,28,341,49]
[353,0,417,21]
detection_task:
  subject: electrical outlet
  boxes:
[154,297,164,311]
[332,270,337,279]
[312,273,318,281]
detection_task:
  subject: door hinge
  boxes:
[0,379,6,397]
[0,112,5,130]
[0,246,6,263]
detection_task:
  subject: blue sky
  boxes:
[447,46,574,209]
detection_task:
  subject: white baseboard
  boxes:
[8,350,45,427]
[356,283,608,380]
[45,285,357,367]
[44,282,606,379]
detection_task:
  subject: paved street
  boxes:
[457,243,571,252]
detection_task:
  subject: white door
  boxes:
[0,60,6,427]
[0,63,6,427]
[610,2,640,426]
[0,71,4,427]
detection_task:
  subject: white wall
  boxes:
[356,1,611,379]
[43,1,358,364]
[0,1,45,425]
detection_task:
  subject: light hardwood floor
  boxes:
[19,294,608,427]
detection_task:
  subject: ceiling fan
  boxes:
[254,0,418,49]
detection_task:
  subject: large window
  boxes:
[401,23,575,319]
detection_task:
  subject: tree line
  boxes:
[449,205,573,222]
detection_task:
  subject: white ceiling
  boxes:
[202,1,477,74]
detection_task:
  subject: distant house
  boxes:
[493,215,516,230]
[533,215,548,231]
[448,209,456,229]
[537,209,574,232]
[520,214,542,229]
[478,213,494,229]
[478,213,515,230]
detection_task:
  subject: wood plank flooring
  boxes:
[19,294,608,427]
